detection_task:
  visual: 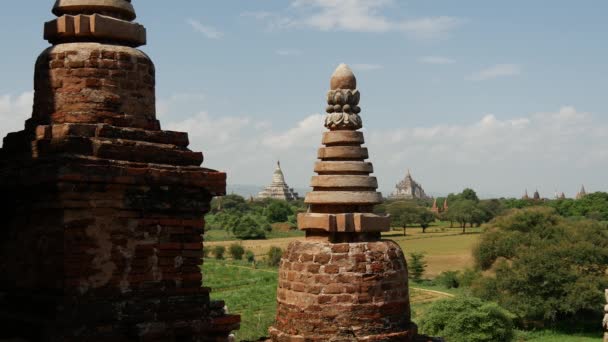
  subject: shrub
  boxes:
[459,268,482,288]
[267,246,283,267]
[202,246,211,258]
[233,215,267,240]
[213,245,226,260]
[419,296,516,342]
[436,271,460,289]
[472,207,608,322]
[245,250,255,263]
[409,252,427,282]
[228,243,245,260]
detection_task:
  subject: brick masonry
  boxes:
[269,240,416,342]
[0,2,239,341]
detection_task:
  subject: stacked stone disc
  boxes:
[269,65,419,341]
[0,1,239,340]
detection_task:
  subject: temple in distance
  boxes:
[256,161,299,201]
[389,169,431,200]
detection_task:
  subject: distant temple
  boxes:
[576,185,587,199]
[533,189,541,201]
[389,169,431,200]
[522,189,530,200]
[431,198,449,214]
[257,161,299,201]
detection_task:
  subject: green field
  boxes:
[203,257,601,342]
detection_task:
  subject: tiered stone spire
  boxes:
[270,64,419,341]
[534,189,541,201]
[0,1,239,339]
[431,198,439,214]
[298,64,388,238]
[257,161,299,201]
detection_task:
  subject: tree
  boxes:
[213,246,226,260]
[419,296,515,342]
[228,243,245,260]
[472,207,608,323]
[386,201,433,235]
[409,252,427,282]
[418,209,436,233]
[264,200,293,223]
[461,188,480,203]
[233,215,267,240]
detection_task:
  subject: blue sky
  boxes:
[1,0,607,198]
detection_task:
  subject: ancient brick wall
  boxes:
[270,241,414,341]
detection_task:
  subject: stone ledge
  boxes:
[322,130,364,146]
[314,161,373,174]
[318,146,368,160]
[297,212,390,232]
[44,14,146,47]
[311,175,378,189]
[305,191,382,205]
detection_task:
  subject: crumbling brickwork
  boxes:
[0,1,239,340]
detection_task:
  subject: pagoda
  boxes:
[0,1,238,340]
[576,185,588,199]
[257,161,299,201]
[390,169,431,200]
[269,64,420,341]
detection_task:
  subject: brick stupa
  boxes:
[0,0,239,340]
[269,64,419,341]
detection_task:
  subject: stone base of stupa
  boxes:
[0,155,239,341]
[269,240,418,342]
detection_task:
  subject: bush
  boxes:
[228,243,245,260]
[409,252,427,282]
[264,200,293,223]
[419,296,516,342]
[202,246,211,258]
[436,271,460,289]
[459,268,482,288]
[245,250,255,263]
[267,246,283,267]
[213,245,226,260]
[233,215,267,240]
[472,207,608,322]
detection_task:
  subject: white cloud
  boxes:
[160,93,607,197]
[0,91,33,144]
[187,19,223,39]
[419,56,456,65]
[351,63,383,71]
[466,64,521,81]
[244,0,463,39]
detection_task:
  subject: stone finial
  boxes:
[45,0,146,47]
[330,64,357,90]
[325,64,362,130]
[53,0,136,21]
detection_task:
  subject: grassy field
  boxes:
[203,259,602,342]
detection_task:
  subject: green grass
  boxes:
[204,228,304,242]
[203,259,278,341]
[515,330,601,341]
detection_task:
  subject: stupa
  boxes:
[576,185,588,199]
[390,169,431,200]
[0,1,239,340]
[269,64,419,341]
[257,161,299,201]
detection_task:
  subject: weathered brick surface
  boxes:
[270,240,417,341]
[28,43,159,131]
[0,5,238,341]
